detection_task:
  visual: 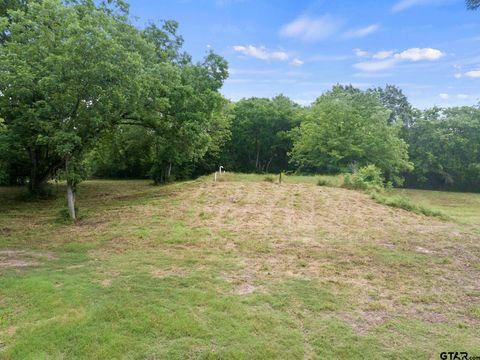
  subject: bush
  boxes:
[343,165,384,192]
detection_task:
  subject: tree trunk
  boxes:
[167,163,172,178]
[67,181,76,222]
[65,156,76,222]
[265,157,273,173]
[255,140,260,172]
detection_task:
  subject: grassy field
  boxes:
[0,173,479,359]
[389,188,480,225]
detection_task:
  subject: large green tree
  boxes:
[290,86,412,181]
[145,52,229,184]
[0,0,155,219]
[1,0,229,219]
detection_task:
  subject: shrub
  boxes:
[343,165,384,192]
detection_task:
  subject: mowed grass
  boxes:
[389,188,480,225]
[0,176,479,359]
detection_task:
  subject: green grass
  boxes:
[390,189,480,225]
[214,172,343,186]
[369,192,448,220]
[0,177,479,359]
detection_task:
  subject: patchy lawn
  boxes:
[0,175,479,359]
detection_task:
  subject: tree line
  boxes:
[1,1,479,221]
[221,85,480,192]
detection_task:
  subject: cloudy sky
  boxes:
[129,0,480,108]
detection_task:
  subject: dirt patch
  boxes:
[415,246,434,254]
[233,283,258,295]
[0,259,39,268]
[0,250,55,269]
[151,267,188,278]
[99,278,113,287]
[338,311,391,335]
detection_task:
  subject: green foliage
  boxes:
[0,0,152,192]
[87,126,155,179]
[0,0,229,195]
[1,0,479,201]
[404,106,480,191]
[223,95,301,173]
[290,87,412,180]
[368,85,414,127]
[343,165,385,192]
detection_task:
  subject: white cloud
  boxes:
[233,45,303,66]
[353,48,369,57]
[454,73,462,79]
[290,58,304,66]
[353,47,444,72]
[457,94,469,99]
[465,70,480,78]
[391,0,446,13]
[279,15,342,42]
[373,50,395,60]
[233,45,288,61]
[394,48,444,61]
[353,59,397,72]
[343,24,380,39]
[439,93,449,100]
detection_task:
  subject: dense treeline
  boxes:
[1,1,479,221]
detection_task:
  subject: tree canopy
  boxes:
[0,0,229,219]
[289,86,412,182]
[222,95,301,173]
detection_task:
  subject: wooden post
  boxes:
[279,172,282,184]
[214,172,217,182]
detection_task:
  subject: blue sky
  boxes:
[128,0,480,108]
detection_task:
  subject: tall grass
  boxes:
[369,191,448,219]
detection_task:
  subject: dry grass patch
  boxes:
[177,179,480,329]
